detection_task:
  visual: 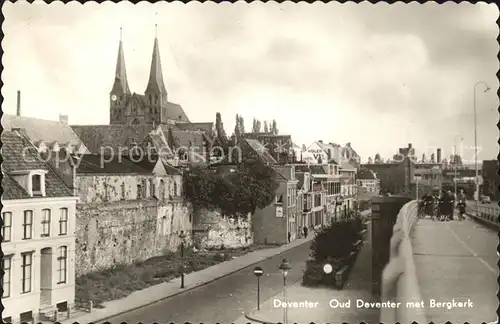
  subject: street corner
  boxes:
[244,309,277,324]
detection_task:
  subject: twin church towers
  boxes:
[109,27,190,126]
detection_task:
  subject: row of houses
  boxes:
[1,32,366,323]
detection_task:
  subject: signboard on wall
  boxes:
[276,206,283,218]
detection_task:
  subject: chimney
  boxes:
[59,114,69,124]
[408,143,412,149]
[16,90,21,116]
[437,148,442,163]
[318,140,323,143]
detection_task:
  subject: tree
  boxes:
[215,112,228,146]
[368,157,373,164]
[271,119,278,134]
[421,153,426,163]
[374,153,381,163]
[239,115,246,135]
[263,121,269,133]
[302,144,307,151]
[234,114,243,144]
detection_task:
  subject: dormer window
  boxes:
[32,175,41,194]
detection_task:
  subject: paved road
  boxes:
[412,217,498,323]
[98,242,312,324]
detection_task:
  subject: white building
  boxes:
[1,131,78,324]
[356,168,380,193]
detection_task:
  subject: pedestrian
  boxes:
[446,189,455,221]
[303,226,308,238]
[288,232,291,243]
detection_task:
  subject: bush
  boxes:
[303,218,362,288]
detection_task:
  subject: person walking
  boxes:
[457,189,467,220]
[445,189,455,221]
[303,226,308,238]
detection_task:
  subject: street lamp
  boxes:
[179,230,186,288]
[453,135,464,200]
[279,259,292,324]
[473,81,490,212]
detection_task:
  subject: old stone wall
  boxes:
[192,208,253,249]
[74,174,191,277]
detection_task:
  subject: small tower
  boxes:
[144,24,167,125]
[110,28,131,124]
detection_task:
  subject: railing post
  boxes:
[370,195,411,297]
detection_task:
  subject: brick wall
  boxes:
[74,174,191,276]
[192,208,253,249]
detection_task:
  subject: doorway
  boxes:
[40,247,53,307]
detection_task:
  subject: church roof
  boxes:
[71,124,157,154]
[111,36,130,95]
[2,114,89,153]
[145,37,167,94]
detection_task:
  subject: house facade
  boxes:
[356,168,380,193]
[252,165,299,244]
[1,131,79,324]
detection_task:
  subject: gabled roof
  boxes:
[2,114,89,153]
[76,154,152,175]
[245,139,278,164]
[2,172,31,200]
[357,168,377,180]
[1,131,73,198]
[71,124,157,154]
[340,160,356,171]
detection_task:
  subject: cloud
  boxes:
[1,2,498,162]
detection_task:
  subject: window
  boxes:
[1,212,12,242]
[23,210,33,239]
[137,184,142,199]
[57,246,67,284]
[41,209,51,236]
[150,179,156,198]
[142,179,147,197]
[32,174,41,193]
[173,181,178,197]
[21,252,32,293]
[121,182,126,200]
[276,195,283,204]
[59,208,68,235]
[2,256,12,298]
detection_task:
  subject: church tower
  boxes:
[109,28,131,125]
[144,25,167,125]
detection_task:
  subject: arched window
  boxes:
[159,179,165,201]
[57,246,67,284]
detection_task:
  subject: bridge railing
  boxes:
[371,196,426,323]
[467,204,500,228]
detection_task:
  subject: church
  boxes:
[70,29,215,164]
[109,28,191,126]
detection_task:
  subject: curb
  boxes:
[466,212,499,230]
[74,238,314,324]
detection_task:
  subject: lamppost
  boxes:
[453,135,464,200]
[179,230,186,288]
[279,259,292,324]
[473,81,490,212]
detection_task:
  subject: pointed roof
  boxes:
[111,30,130,95]
[145,35,167,94]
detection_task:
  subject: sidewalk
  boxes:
[412,218,498,324]
[57,235,315,324]
[244,239,379,324]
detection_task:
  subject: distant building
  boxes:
[357,168,380,193]
[109,32,190,125]
[363,156,414,195]
[1,131,78,324]
[243,133,294,164]
[252,165,299,244]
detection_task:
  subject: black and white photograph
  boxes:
[0,1,498,324]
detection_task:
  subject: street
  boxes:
[97,241,312,324]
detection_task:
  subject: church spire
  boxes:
[111,27,130,95]
[145,25,167,94]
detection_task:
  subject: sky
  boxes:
[2,1,499,163]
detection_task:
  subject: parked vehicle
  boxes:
[481,195,491,204]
